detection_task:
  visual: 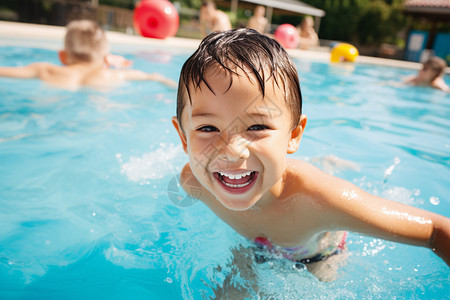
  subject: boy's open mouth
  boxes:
[213,171,258,194]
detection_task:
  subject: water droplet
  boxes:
[429,196,440,205]
[165,277,173,283]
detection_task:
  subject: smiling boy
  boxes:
[172,29,450,281]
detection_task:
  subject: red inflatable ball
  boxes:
[133,0,179,39]
[274,24,299,49]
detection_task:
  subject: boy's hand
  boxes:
[106,54,133,69]
[430,216,450,266]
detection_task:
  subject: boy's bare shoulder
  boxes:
[431,78,449,92]
[285,158,356,205]
[285,158,329,184]
[31,62,75,80]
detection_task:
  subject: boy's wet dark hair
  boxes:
[176,28,302,130]
[423,56,447,81]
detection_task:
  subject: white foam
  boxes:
[380,186,419,206]
[119,144,185,182]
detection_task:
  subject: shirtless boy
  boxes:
[0,20,176,90]
[297,16,319,50]
[172,29,450,281]
[200,1,232,37]
[405,56,449,92]
[247,6,268,34]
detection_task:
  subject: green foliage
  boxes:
[177,0,202,9]
[302,0,407,46]
[99,0,135,9]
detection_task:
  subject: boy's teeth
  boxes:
[219,171,252,180]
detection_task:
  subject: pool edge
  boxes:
[1,21,448,73]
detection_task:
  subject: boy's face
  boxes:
[173,67,306,211]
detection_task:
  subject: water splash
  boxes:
[118,144,185,183]
[429,196,440,206]
[383,157,401,184]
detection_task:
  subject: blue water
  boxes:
[0,45,449,299]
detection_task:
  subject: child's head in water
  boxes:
[176,28,302,130]
[59,20,109,65]
[173,28,307,210]
[404,56,448,91]
[417,56,446,83]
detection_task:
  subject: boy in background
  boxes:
[297,16,319,50]
[0,20,177,90]
[247,6,268,34]
[199,1,232,37]
[405,56,449,92]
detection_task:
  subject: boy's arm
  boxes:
[431,78,449,92]
[105,54,133,69]
[403,74,416,84]
[120,70,177,88]
[317,173,450,265]
[0,63,47,78]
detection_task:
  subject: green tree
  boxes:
[302,0,406,47]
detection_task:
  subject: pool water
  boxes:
[0,45,449,299]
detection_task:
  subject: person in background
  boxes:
[297,16,319,50]
[0,20,177,90]
[404,56,449,92]
[199,1,232,37]
[247,5,268,34]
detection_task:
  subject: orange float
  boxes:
[133,0,179,39]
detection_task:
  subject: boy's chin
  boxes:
[216,196,260,211]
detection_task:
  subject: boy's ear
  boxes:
[172,116,188,154]
[58,50,68,65]
[287,114,307,154]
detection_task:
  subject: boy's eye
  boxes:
[248,124,269,131]
[197,125,219,132]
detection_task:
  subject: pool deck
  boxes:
[0,21,441,71]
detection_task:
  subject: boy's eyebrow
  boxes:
[246,111,272,117]
[192,111,274,120]
[191,111,218,118]
[245,110,275,119]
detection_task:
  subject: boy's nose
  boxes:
[218,135,250,162]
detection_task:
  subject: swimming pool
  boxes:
[1,39,449,298]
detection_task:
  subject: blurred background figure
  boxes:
[0,20,176,90]
[297,16,319,50]
[247,5,268,34]
[199,1,232,37]
[404,56,449,92]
